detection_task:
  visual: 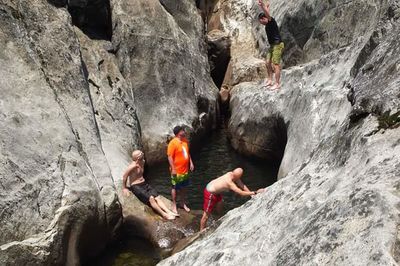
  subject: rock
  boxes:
[158,0,400,265]
[111,0,219,164]
[120,192,203,250]
[0,1,139,265]
[207,29,231,88]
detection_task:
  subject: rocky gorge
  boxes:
[0,0,216,264]
[0,0,399,266]
[160,0,400,265]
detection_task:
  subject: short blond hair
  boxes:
[132,150,144,160]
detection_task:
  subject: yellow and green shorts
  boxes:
[171,173,190,190]
[266,42,284,65]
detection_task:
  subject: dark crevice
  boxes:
[67,0,112,40]
[350,30,380,77]
[207,34,231,89]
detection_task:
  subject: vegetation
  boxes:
[378,110,400,130]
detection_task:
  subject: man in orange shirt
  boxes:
[167,126,194,214]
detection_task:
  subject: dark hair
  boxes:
[173,125,184,136]
[258,12,266,19]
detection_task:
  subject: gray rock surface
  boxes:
[111,0,219,163]
[0,0,220,264]
[0,1,122,265]
[120,192,203,250]
[159,0,400,265]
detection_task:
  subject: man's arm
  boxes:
[229,181,256,197]
[168,156,176,175]
[189,156,194,172]
[122,164,135,194]
[258,0,271,19]
[234,179,251,192]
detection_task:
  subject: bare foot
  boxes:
[183,204,191,213]
[269,83,281,90]
[164,214,175,220]
[265,79,273,87]
[169,210,180,217]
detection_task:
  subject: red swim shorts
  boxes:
[203,188,222,213]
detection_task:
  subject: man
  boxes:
[167,126,194,213]
[258,0,284,90]
[200,168,265,231]
[122,150,178,220]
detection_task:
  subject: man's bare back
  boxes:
[200,168,265,230]
[207,168,263,196]
[206,171,238,194]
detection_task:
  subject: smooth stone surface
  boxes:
[111,0,219,164]
[158,0,400,265]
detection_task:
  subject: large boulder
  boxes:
[111,0,219,164]
[158,0,400,265]
[0,1,140,265]
[120,192,203,250]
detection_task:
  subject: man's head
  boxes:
[258,12,269,25]
[232,168,243,180]
[132,150,144,162]
[173,125,186,139]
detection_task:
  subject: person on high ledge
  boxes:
[258,0,285,90]
[200,168,265,231]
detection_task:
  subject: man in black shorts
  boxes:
[258,0,284,90]
[122,150,178,220]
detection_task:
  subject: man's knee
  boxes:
[149,196,156,204]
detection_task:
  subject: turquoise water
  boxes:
[92,127,277,266]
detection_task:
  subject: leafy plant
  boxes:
[378,110,400,129]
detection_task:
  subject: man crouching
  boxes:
[200,168,265,230]
[122,150,178,220]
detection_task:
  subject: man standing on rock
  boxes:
[167,126,194,214]
[258,0,284,90]
[122,150,178,220]
[200,168,265,230]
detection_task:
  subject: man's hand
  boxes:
[190,161,195,172]
[123,188,130,197]
[257,188,265,194]
[171,168,177,175]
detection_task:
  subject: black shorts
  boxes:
[129,182,159,206]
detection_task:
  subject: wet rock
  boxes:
[120,192,203,249]
[111,0,219,164]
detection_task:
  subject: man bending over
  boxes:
[122,150,178,220]
[200,168,265,230]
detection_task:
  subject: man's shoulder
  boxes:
[168,137,178,146]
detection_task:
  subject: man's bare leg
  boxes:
[155,196,179,217]
[171,187,178,214]
[149,196,175,220]
[270,64,281,90]
[180,188,190,212]
[265,61,274,87]
[200,211,210,231]
[215,201,223,215]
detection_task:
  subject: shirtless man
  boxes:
[122,150,178,220]
[200,168,265,230]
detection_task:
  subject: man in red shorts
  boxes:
[200,168,265,230]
